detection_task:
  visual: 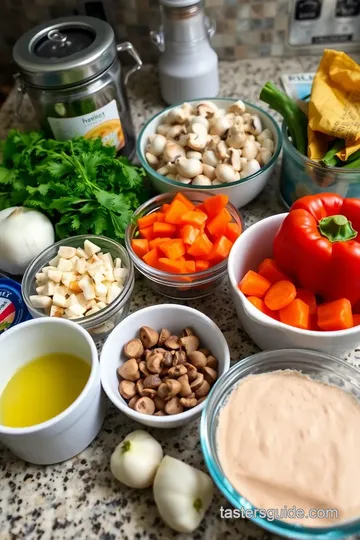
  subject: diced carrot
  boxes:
[164,199,189,225]
[224,222,242,243]
[173,192,195,210]
[203,195,229,219]
[158,239,185,260]
[279,299,310,330]
[143,248,160,268]
[264,280,297,311]
[139,225,155,241]
[206,208,232,238]
[180,210,208,228]
[238,270,271,298]
[195,260,210,272]
[181,225,200,246]
[149,237,172,249]
[184,260,196,273]
[317,298,353,331]
[137,212,159,229]
[131,239,149,258]
[258,258,289,284]
[207,235,233,263]
[156,213,165,222]
[196,203,207,214]
[247,296,279,320]
[162,203,171,213]
[187,233,213,258]
[296,289,317,316]
[353,314,360,327]
[153,222,177,237]
[158,258,185,274]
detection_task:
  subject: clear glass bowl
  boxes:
[280,122,360,208]
[125,191,244,300]
[201,348,360,539]
[22,235,134,343]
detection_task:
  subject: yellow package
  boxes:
[308,49,360,161]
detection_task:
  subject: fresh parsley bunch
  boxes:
[0,130,150,241]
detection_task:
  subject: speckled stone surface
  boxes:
[1,58,360,540]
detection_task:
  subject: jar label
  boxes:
[48,100,125,150]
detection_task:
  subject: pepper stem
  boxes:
[193,498,203,513]
[319,215,358,242]
[120,440,131,454]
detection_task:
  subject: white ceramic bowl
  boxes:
[137,98,282,208]
[100,304,231,428]
[228,213,360,357]
[0,318,105,465]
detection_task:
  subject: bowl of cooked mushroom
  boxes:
[137,98,282,208]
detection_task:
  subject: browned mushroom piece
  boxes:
[206,355,218,369]
[172,350,187,366]
[138,360,152,378]
[154,396,166,411]
[190,373,204,391]
[128,395,139,409]
[157,382,169,400]
[195,380,211,398]
[146,353,163,374]
[180,335,200,354]
[142,388,157,399]
[184,362,198,382]
[180,327,194,337]
[143,374,162,389]
[178,374,192,397]
[180,397,198,408]
[164,335,181,350]
[187,351,207,369]
[198,348,210,357]
[197,396,207,405]
[139,326,159,349]
[117,358,140,381]
[124,338,144,359]
[154,410,166,416]
[134,396,155,415]
[136,379,144,394]
[165,396,184,415]
[162,351,173,367]
[118,380,137,400]
[160,367,169,378]
[158,328,171,346]
[201,366,218,384]
[152,348,167,355]
[168,365,187,378]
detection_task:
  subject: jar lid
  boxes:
[0,278,31,335]
[160,0,202,7]
[13,16,116,88]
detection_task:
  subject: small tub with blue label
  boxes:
[0,274,31,334]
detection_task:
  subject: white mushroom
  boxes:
[196,101,218,118]
[242,139,258,161]
[247,134,256,141]
[190,122,208,137]
[215,163,238,183]
[226,126,247,149]
[258,147,273,165]
[242,112,251,122]
[206,135,221,151]
[187,151,203,160]
[239,157,248,169]
[145,152,159,168]
[157,165,169,176]
[209,115,232,137]
[228,148,242,171]
[212,179,223,185]
[262,138,275,152]
[257,129,273,144]
[228,100,246,115]
[241,159,261,178]
[176,174,192,184]
[181,102,193,116]
[156,124,171,136]
[148,134,167,156]
[215,140,229,160]
[233,115,244,127]
[163,141,186,163]
[176,157,203,178]
[192,175,212,186]
[167,124,186,140]
[202,150,219,167]
[167,174,177,180]
[167,107,189,124]
[167,162,178,173]
[178,134,189,147]
[202,164,216,180]
[189,115,209,130]
[187,132,208,151]
[248,115,263,136]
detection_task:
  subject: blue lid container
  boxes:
[0,276,31,334]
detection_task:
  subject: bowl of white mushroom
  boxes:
[22,235,135,343]
[137,98,282,208]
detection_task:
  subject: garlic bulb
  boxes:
[0,207,55,275]
[153,455,214,533]
[110,430,163,489]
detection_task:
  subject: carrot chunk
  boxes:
[143,248,160,268]
[247,296,279,320]
[153,222,176,237]
[158,239,185,260]
[131,239,149,258]
[180,210,208,228]
[184,260,196,273]
[279,299,310,330]
[238,270,271,298]
[258,258,289,284]
[207,235,233,263]
[139,225,155,241]
[173,192,195,210]
[157,258,185,274]
[224,222,242,243]
[137,212,159,229]
[162,203,171,213]
[149,237,172,249]
[206,208,232,238]
[181,225,200,246]
[187,233,213,258]
[203,195,229,219]
[317,298,353,331]
[164,199,189,225]
[156,213,165,222]
[195,260,210,272]
[264,280,297,311]
[296,289,317,316]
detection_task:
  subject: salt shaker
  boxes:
[151,0,219,104]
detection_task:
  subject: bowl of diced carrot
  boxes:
[125,191,243,299]
[227,213,360,357]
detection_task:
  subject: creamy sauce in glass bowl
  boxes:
[217,370,360,526]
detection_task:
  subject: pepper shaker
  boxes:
[151,0,219,104]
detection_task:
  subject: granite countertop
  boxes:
[0,57,359,540]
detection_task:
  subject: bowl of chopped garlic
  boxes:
[22,235,134,343]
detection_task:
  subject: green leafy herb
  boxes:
[0,130,151,241]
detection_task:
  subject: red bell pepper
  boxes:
[273,193,360,305]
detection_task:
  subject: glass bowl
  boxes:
[201,348,360,539]
[125,191,244,300]
[22,235,134,343]
[280,121,360,207]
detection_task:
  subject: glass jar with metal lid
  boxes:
[13,16,142,159]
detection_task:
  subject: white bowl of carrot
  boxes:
[227,213,360,357]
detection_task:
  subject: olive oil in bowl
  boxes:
[0,353,91,428]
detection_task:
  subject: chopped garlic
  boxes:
[57,258,73,272]
[66,294,79,307]
[36,285,46,295]
[48,255,60,267]
[50,305,64,318]
[53,293,67,308]
[114,258,122,268]
[48,269,62,283]
[114,267,128,281]
[58,246,77,259]
[65,304,86,318]
[84,239,101,257]
[107,283,122,304]
[95,282,107,297]
[86,306,101,316]
[99,252,114,268]
[76,247,89,259]
[42,281,55,297]
[75,258,87,274]
[35,272,47,284]
[30,295,52,309]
